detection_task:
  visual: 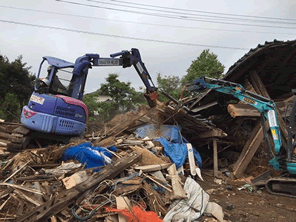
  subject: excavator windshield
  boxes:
[35,57,75,96]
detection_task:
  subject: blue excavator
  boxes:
[8,48,158,149]
[184,76,296,197]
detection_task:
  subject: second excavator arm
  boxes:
[186,76,283,170]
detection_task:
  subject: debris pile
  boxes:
[0,104,226,222]
[2,40,296,221]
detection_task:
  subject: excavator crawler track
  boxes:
[266,177,296,198]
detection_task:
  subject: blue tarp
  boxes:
[136,124,202,169]
[61,142,116,171]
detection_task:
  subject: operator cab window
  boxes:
[37,61,74,96]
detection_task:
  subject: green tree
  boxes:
[100,73,146,112]
[84,73,146,123]
[182,49,225,84]
[0,54,35,121]
[82,93,99,121]
[157,73,182,101]
[0,93,21,122]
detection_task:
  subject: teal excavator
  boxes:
[184,76,296,198]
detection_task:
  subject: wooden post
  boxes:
[213,138,218,178]
[233,119,271,178]
[248,71,288,143]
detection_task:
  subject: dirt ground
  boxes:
[198,172,296,222]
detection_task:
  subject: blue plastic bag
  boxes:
[62,142,117,171]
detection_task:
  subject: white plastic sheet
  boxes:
[164,177,224,222]
[163,177,209,222]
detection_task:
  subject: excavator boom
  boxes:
[185,76,296,198]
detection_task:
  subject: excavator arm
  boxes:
[71,48,158,107]
[186,76,283,169]
[187,77,296,197]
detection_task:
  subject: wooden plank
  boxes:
[232,121,262,171]
[228,102,293,118]
[248,71,288,142]
[116,196,131,222]
[213,138,218,178]
[190,101,218,113]
[0,131,12,140]
[144,173,172,193]
[34,182,43,203]
[233,121,270,178]
[62,171,89,189]
[131,146,165,166]
[15,152,141,222]
[134,163,172,172]
[198,129,226,139]
[167,164,186,200]
[113,184,142,196]
[248,71,270,98]
[0,182,43,195]
[227,104,260,118]
[14,190,42,206]
[0,141,8,147]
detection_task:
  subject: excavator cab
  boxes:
[15,48,157,149]
[21,57,88,137]
[35,57,75,97]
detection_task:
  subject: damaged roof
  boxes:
[224,39,296,100]
[195,39,296,109]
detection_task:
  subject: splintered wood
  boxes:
[130,146,165,166]
[14,152,141,222]
[167,164,187,200]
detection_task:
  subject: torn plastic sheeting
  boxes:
[163,177,209,222]
[61,142,116,171]
[136,124,181,142]
[42,162,82,175]
[136,124,202,168]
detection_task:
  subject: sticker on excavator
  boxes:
[136,62,144,74]
[267,110,277,127]
[97,59,119,66]
[30,95,45,105]
[271,129,278,140]
[243,97,257,105]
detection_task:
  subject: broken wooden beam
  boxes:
[228,102,293,118]
[248,71,288,141]
[134,163,172,172]
[198,129,227,139]
[213,138,218,178]
[227,104,260,118]
[15,152,141,222]
[167,164,186,200]
[0,131,12,140]
[190,101,218,113]
[232,121,269,178]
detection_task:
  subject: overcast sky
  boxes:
[1,0,295,93]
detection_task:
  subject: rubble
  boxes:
[2,40,296,221]
[0,102,229,222]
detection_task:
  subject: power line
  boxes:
[109,0,296,22]
[56,0,296,29]
[1,5,295,36]
[0,19,249,50]
[87,0,296,25]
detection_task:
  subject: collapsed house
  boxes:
[0,39,296,221]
